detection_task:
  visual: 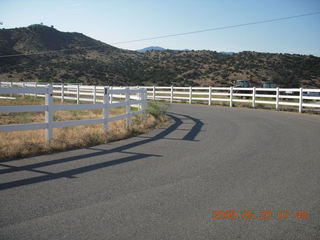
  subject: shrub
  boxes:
[146,101,169,119]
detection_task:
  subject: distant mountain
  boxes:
[137,46,191,52]
[219,51,234,55]
[1,25,320,88]
[137,46,166,52]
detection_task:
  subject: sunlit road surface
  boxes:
[1,104,319,239]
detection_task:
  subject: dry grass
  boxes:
[0,96,168,160]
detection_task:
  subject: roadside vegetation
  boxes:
[0,97,168,160]
[146,100,169,119]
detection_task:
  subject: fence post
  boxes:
[103,87,109,132]
[138,89,142,112]
[126,88,131,128]
[229,86,233,107]
[189,86,192,104]
[299,87,303,113]
[276,87,279,110]
[45,84,53,143]
[140,89,147,120]
[61,83,64,102]
[208,86,212,106]
[153,86,155,100]
[76,84,80,104]
[170,85,173,103]
[252,87,256,108]
[143,89,147,120]
[93,85,96,104]
[22,82,25,98]
[10,81,13,97]
[34,82,38,98]
[110,86,113,103]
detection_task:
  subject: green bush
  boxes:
[146,101,169,119]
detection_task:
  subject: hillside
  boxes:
[1,25,320,88]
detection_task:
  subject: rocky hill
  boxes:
[1,25,320,88]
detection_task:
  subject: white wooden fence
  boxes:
[0,83,147,143]
[0,82,145,104]
[1,82,320,115]
[143,86,320,113]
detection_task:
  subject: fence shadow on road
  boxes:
[0,113,203,190]
[179,113,204,141]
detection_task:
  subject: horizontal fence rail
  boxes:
[0,83,147,143]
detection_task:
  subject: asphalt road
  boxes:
[1,104,320,240]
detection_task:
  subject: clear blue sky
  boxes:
[1,0,320,56]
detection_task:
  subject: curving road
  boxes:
[1,104,320,239]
